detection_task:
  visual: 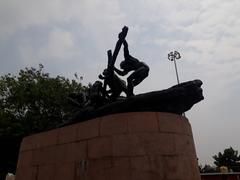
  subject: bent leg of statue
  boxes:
[127,78,134,97]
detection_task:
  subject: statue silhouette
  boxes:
[114,40,149,96]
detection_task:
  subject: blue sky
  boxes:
[1,0,240,165]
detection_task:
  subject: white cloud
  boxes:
[18,42,38,66]
[39,28,76,59]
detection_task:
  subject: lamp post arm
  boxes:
[173,58,180,85]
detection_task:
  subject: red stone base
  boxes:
[15,112,200,180]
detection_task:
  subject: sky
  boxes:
[1,0,240,165]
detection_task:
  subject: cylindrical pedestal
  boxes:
[16,112,200,180]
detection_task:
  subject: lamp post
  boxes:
[168,51,185,116]
[168,51,181,85]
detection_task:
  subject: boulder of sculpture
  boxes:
[67,79,203,124]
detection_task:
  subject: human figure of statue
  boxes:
[114,39,149,96]
[99,68,127,101]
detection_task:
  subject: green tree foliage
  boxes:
[213,147,240,172]
[0,64,86,177]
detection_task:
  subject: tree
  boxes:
[0,64,86,178]
[199,164,217,173]
[213,146,240,172]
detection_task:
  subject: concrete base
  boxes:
[16,112,201,180]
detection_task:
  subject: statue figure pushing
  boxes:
[99,68,127,101]
[114,39,149,96]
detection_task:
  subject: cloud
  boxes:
[39,28,76,59]
[0,0,124,40]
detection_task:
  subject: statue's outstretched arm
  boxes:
[114,67,128,76]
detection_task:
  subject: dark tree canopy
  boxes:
[0,64,85,137]
[0,64,86,178]
[213,146,240,172]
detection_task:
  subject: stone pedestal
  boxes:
[15,112,201,180]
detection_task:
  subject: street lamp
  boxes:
[168,51,181,85]
[168,51,185,117]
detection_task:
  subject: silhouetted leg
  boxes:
[127,78,134,97]
[129,67,149,86]
[126,66,149,96]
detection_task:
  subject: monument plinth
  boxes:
[16,112,200,180]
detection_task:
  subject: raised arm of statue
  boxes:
[123,40,130,59]
[111,26,128,68]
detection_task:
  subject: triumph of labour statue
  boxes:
[67,26,204,124]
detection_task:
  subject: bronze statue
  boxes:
[99,67,127,101]
[65,26,204,125]
[99,26,149,97]
[114,39,149,96]
[98,27,129,100]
